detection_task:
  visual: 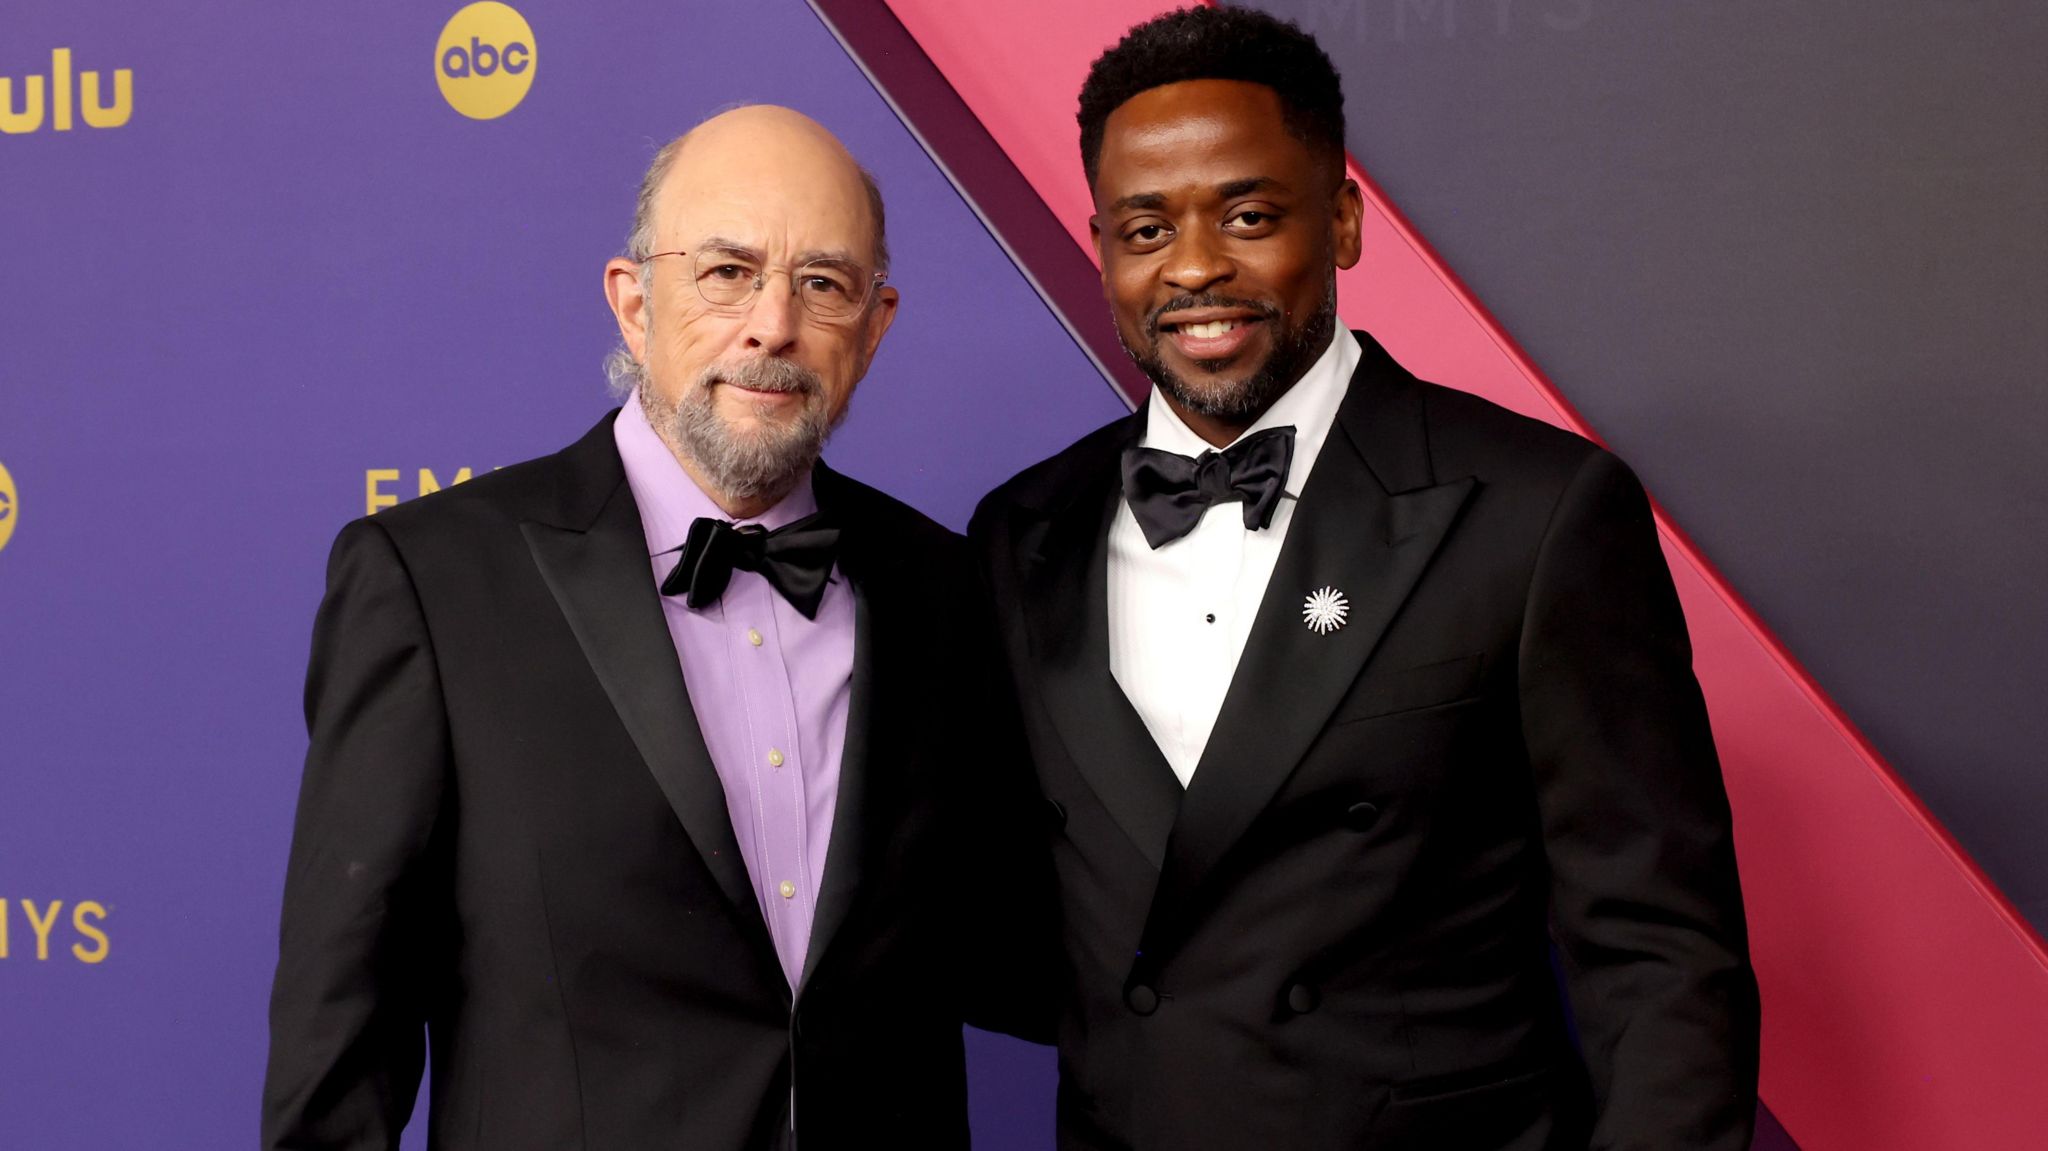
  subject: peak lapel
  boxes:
[797,467,881,993]
[521,469,773,957]
[1016,431,1183,872]
[1144,339,1477,950]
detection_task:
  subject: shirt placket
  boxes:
[1199,508,1244,668]
[727,577,812,986]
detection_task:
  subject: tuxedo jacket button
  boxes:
[1285,983,1319,1014]
[1046,798,1068,830]
[1346,801,1381,830]
[1125,984,1159,1015]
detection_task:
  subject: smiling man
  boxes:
[971,9,1759,1150]
[263,105,1050,1150]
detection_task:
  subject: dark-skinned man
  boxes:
[971,9,1760,1150]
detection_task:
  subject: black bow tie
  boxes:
[1120,425,1296,549]
[660,512,841,620]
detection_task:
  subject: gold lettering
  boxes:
[51,48,72,131]
[22,899,63,961]
[80,68,131,129]
[71,902,110,964]
[417,467,473,496]
[0,75,46,135]
[365,469,400,515]
[0,897,9,958]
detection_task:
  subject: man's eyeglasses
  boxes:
[642,245,885,321]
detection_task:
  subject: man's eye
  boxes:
[1129,225,1166,242]
[804,276,851,296]
[706,264,751,281]
[1231,211,1271,227]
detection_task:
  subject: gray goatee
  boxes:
[643,356,836,507]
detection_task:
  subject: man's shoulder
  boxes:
[343,412,620,553]
[814,463,964,560]
[973,414,1136,535]
[1411,378,1607,490]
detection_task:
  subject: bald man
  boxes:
[262,107,1053,1150]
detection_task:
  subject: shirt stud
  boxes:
[747,628,763,647]
[779,880,796,900]
[768,748,785,768]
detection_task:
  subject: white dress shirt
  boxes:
[1107,328,1361,787]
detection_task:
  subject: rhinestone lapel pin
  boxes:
[1303,586,1350,635]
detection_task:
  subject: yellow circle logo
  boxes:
[0,460,17,554]
[436,2,536,120]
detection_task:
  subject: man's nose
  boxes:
[1163,229,1235,295]
[741,271,801,352]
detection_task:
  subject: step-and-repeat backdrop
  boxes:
[0,2,1125,1145]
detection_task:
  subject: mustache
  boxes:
[698,356,823,397]
[1144,293,1282,337]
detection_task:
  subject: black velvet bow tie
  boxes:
[660,512,841,620]
[1120,425,1297,549]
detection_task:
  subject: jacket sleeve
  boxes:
[952,517,1063,1045]
[1517,449,1761,1150]
[946,495,1056,1040]
[262,518,453,1150]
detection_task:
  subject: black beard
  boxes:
[1122,279,1338,422]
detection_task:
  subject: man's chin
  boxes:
[1149,357,1273,419]
[709,404,814,445]
[709,387,799,417]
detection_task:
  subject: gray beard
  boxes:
[643,356,835,508]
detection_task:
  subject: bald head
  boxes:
[601,105,903,517]
[625,105,888,275]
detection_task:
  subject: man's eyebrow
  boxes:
[792,248,864,268]
[1109,191,1168,213]
[1108,178,1285,214]
[1218,176,1283,199]
[696,237,763,258]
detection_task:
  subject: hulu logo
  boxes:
[1,49,133,135]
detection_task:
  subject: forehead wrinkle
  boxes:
[792,248,864,268]
[665,188,870,260]
[696,236,764,258]
[657,129,876,263]
[681,237,866,272]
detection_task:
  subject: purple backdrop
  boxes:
[0,1,1124,1145]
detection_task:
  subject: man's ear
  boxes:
[860,284,900,365]
[604,257,650,359]
[1332,179,1365,271]
[1090,214,1107,286]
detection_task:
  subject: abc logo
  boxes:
[436,2,536,121]
[0,460,17,554]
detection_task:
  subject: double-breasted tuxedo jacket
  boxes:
[971,333,1760,1150]
[263,413,1049,1150]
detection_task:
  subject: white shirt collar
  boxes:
[1139,326,1360,498]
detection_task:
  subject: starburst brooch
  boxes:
[1302,586,1350,635]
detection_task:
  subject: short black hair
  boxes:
[1077,6,1346,189]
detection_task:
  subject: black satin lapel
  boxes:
[521,483,771,950]
[1148,437,1477,943]
[1019,480,1183,871]
[798,553,875,994]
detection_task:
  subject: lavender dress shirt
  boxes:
[614,395,852,988]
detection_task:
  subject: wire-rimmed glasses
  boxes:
[642,243,885,320]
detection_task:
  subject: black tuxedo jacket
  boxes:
[970,333,1760,1151]
[263,412,1049,1150]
